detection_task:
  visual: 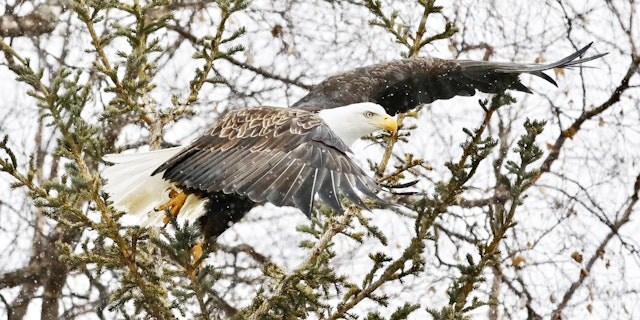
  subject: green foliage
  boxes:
[1,0,255,319]
[365,0,458,57]
[187,0,248,107]
[0,136,18,175]
[429,112,547,319]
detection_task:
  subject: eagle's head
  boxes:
[317,102,397,146]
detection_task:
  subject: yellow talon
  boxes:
[188,240,205,278]
[192,241,204,265]
[156,190,188,224]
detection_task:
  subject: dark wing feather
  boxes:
[293,43,606,114]
[153,106,383,217]
[317,172,342,212]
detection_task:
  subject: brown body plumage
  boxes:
[154,107,383,218]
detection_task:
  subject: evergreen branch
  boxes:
[369,0,456,178]
[0,137,49,201]
[364,0,412,50]
[365,0,457,58]
[414,1,458,52]
[154,0,248,147]
[0,36,50,97]
[66,124,176,319]
[247,208,356,320]
[1,24,175,319]
[376,113,407,177]
[74,0,175,148]
[446,119,545,315]
[184,0,249,108]
[331,99,503,319]
[376,152,430,185]
[73,0,138,116]
[410,2,431,57]
[153,219,222,318]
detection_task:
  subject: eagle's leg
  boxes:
[156,189,188,224]
[191,240,204,263]
[187,239,205,278]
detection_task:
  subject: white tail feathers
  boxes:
[102,147,206,226]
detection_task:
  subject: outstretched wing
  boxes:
[152,107,384,216]
[293,43,606,114]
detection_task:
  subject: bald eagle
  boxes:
[103,103,396,237]
[102,43,605,239]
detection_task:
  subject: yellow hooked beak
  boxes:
[378,114,398,133]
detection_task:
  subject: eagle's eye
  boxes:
[364,111,374,118]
